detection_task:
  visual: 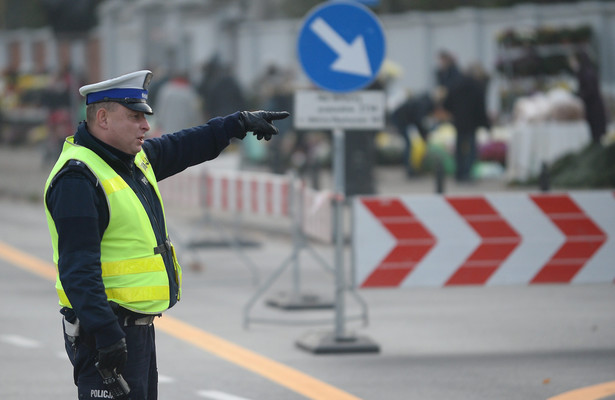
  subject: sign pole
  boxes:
[332,127,347,340]
[294,0,384,354]
[296,126,380,354]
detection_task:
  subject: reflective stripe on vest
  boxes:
[44,136,182,314]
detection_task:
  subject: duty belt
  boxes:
[120,314,155,327]
[110,302,158,327]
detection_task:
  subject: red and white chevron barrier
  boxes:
[353,191,615,288]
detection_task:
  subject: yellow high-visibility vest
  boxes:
[44,136,182,314]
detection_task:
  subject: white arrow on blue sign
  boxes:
[297,1,386,93]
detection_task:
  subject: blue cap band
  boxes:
[86,88,148,105]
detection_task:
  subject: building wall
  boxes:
[1,1,614,104]
[232,2,615,97]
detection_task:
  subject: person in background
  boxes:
[436,50,463,91]
[154,72,203,135]
[198,57,246,120]
[43,67,75,163]
[569,49,607,144]
[390,92,433,178]
[44,70,288,400]
[256,64,295,174]
[437,51,491,182]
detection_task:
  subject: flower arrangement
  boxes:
[497,25,592,48]
[496,25,593,78]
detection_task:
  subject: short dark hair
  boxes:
[86,102,118,125]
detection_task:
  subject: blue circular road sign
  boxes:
[297,1,386,93]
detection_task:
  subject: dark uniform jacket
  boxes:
[46,112,244,349]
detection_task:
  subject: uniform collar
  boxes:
[75,122,136,174]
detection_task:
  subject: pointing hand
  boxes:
[238,111,290,141]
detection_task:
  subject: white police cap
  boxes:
[79,70,154,115]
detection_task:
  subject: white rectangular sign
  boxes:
[293,90,385,130]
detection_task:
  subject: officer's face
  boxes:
[105,105,151,155]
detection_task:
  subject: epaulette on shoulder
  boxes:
[49,159,100,189]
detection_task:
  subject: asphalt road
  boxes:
[1,198,614,400]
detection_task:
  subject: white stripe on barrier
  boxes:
[400,196,478,287]
[486,194,563,285]
[302,186,334,244]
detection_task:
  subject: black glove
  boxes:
[96,338,128,374]
[238,111,290,141]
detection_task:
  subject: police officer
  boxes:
[44,70,289,399]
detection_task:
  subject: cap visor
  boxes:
[122,102,154,115]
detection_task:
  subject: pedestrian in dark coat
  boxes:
[390,92,433,177]
[569,50,607,144]
[441,61,491,182]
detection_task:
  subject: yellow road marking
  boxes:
[0,240,361,400]
[0,241,56,280]
[156,315,361,400]
[548,381,615,400]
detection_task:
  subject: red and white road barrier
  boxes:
[353,191,615,288]
[158,165,204,210]
[158,166,333,242]
[204,169,290,218]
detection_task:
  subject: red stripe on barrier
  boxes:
[360,199,436,287]
[236,178,243,212]
[446,197,520,285]
[281,182,289,217]
[530,194,606,283]
[206,175,214,208]
[266,181,274,215]
[220,177,229,211]
[251,180,259,213]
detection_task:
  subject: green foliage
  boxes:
[548,142,615,188]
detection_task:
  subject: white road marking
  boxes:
[197,390,253,400]
[0,334,41,348]
[158,374,175,384]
